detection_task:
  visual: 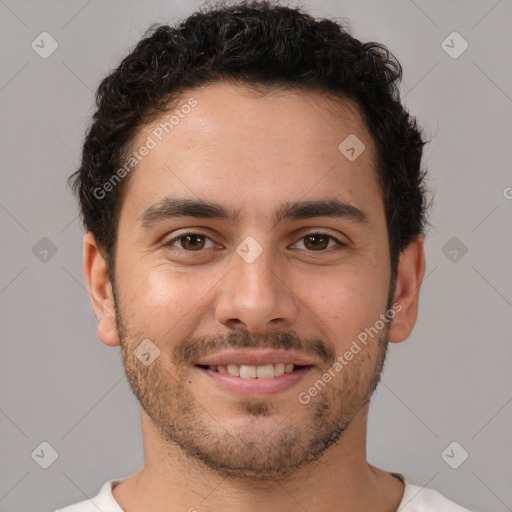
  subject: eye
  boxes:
[292,232,345,252]
[165,233,217,251]
[164,231,346,254]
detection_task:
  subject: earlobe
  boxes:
[83,232,121,347]
[388,236,426,343]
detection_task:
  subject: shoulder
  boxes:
[399,477,474,512]
[55,479,122,512]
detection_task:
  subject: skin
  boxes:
[83,82,425,512]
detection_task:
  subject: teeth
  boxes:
[207,363,297,378]
[240,365,257,378]
[256,364,274,379]
[274,363,285,376]
[227,364,239,376]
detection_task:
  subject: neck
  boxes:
[112,405,404,512]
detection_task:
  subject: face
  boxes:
[98,83,398,480]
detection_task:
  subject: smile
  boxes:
[198,362,307,379]
[196,364,314,396]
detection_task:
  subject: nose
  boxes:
[214,243,299,333]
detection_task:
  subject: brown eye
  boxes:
[180,234,205,250]
[303,234,330,250]
[294,233,344,252]
[167,234,215,251]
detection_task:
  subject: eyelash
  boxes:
[164,232,346,254]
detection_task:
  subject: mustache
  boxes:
[173,328,336,367]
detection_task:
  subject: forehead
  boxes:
[120,82,383,228]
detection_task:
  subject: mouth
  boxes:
[195,363,313,378]
[195,363,315,396]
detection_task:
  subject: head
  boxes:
[73,0,429,481]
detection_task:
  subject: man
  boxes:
[57,1,473,510]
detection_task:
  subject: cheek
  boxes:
[297,262,389,339]
[120,262,219,335]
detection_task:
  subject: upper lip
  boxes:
[194,349,316,367]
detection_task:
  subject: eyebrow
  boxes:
[139,197,370,230]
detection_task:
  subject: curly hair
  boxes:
[69,0,430,283]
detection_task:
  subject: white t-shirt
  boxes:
[54,472,473,512]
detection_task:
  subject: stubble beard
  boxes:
[113,284,391,482]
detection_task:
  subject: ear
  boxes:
[83,232,121,346]
[388,235,426,343]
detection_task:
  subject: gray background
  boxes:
[0,0,511,511]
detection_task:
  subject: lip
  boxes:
[196,365,314,397]
[194,349,317,367]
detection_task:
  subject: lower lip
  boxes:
[196,366,313,397]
